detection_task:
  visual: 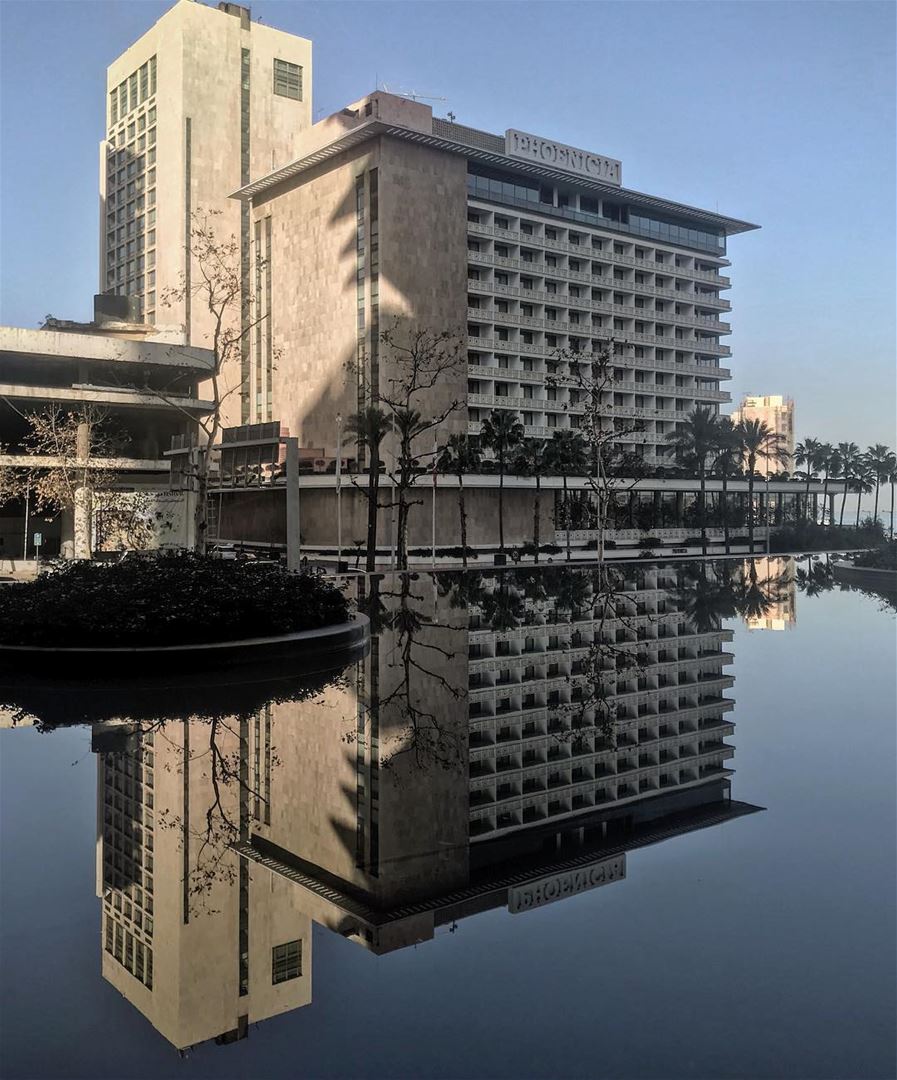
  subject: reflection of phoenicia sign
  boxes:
[506,129,622,186]
[508,854,626,913]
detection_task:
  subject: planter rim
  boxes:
[0,614,368,655]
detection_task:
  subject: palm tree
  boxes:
[794,437,822,520]
[480,409,523,555]
[514,437,550,561]
[854,460,874,528]
[735,418,789,552]
[667,406,722,558]
[712,416,739,555]
[886,452,897,541]
[836,442,861,525]
[865,444,893,527]
[346,406,391,572]
[546,429,588,562]
[818,443,837,524]
[437,433,481,568]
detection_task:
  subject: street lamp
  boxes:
[335,412,343,570]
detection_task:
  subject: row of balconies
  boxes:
[467,297,731,336]
[467,331,732,359]
[470,347,729,382]
[466,217,732,286]
[467,243,731,291]
[467,392,695,424]
[468,357,731,386]
[469,741,735,800]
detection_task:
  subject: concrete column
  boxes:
[73,420,92,559]
[285,438,300,572]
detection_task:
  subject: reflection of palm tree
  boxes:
[482,584,525,632]
[675,562,739,633]
[481,409,523,554]
[795,559,834,598]
[736,559,793,623]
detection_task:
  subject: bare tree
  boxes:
[146,210,274,553]
[2,403,151,559]
[546,342,645,560]
[348,320,466,569]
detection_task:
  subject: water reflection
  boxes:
[3,558,819,1053]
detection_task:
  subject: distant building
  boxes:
[731,395,794,474]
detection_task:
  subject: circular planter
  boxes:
[0,616,369,727]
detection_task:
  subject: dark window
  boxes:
[272,940,302,984]
[273,59,302,100]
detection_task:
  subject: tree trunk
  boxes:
[805,475,812,521]
[855,487,862,528]
[365,457,379,573]
[722,473,730,555]
[839,480,848,526]
[458,473,467,568]
[873,480,880,527]
[563,475,571,562]
[699,462,707,558]
[747,462,756,552]
[822,473,830,524]
[890,482,895,540]
[498,456,505,553]
[533,475,541,562]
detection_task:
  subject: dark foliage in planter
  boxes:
[0,552,350,647]
[769,520,885,555]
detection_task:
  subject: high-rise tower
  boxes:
[100,0,312,421]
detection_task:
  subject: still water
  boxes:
[1,558,894,1080]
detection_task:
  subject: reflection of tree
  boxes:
[737,559,793,624]
[676,562,739,634]
[358,574,466,773]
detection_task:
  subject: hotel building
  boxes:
[209,90,766,552]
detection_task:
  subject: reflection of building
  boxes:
[731,395,794,474]
[96,719,312,1051]
[741,557,796,631]
[90,564,761,1047]
[101,0,311,415]
[236,566,759,955]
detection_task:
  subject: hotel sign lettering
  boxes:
[508,854,626,913]
[506,129,622,186]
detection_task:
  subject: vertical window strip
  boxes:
[254,220,263,421]
[239,47,251,423]
[264,217,273,422]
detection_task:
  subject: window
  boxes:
[272,940,302,984]
[273,59,302,100]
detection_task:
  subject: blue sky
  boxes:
[1,0,894,446]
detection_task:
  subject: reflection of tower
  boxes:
[95,718,312,1051]
[741,557,796,631]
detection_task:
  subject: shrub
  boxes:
[540,544,562,555]
[0,551,350,648]
[638,536,662,548]
[409,546,479,559]
[769,520,884,554]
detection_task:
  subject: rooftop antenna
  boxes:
[379,83,447,105]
